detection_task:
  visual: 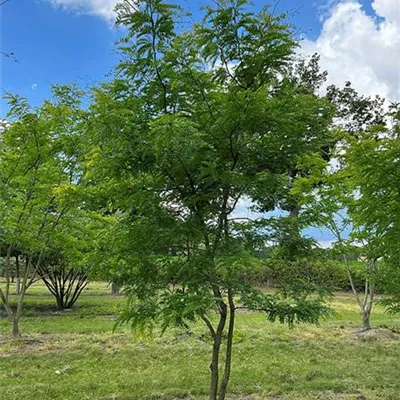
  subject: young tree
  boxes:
[296,172,376,329]
[0,85,87,337]
[344,103,400,313]
[87,1,333,398]
[38,256,88,310]
[293,81,395,330]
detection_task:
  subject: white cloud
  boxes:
[302,0,400,101]
[316,239,337,248]
[232,197,265,221]
[43,0,121,21]
[372,0,400,24]
[31,84,38,90]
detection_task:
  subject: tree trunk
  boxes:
[110,281,119,295]
[361,263,375,331]
[56,295,65,310]
[362,310,371,330]
[218,289,235,400]
[15,278,21,295]
[15,255,21,294]
[209,301,227,400]
[12,316,21,338]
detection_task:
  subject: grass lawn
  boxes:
[1,282,400,400]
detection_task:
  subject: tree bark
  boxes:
[0,288,13,319]
[361,275,374,330]
[362,310,371,330]
[5,245,12,300]
[209,299,227,400]
[15,254,21,294]
[218,289,235,400]
[12,316,21,338]
[15,278,21,295]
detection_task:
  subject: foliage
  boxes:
[2,1,399,399]
[293,88,400,326]
[84,1,334,398]
[0,84,90,336]
[344,103,400,312]
[38,250,88,310]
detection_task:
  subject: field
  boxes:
[1,282,400,400]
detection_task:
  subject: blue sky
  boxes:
[1,0,399,246]
[1,0,384,115]
[1,0,325,113]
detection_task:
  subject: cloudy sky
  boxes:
[1,0,399,246]
[1,0,399,111]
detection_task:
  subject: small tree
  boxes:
[345,103,400,314]
[295,149,382,330]
[294,84,398,330]
[0,85,87,337]
[87,1,334,398]
[36,210,99,310]
[38,251,88,310]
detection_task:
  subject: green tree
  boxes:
[294,160,379,330]
[0,85,87,337]
[37,211,99,310]
[344,103,400,313]
[293,81,396,330]
[87,1,334,398]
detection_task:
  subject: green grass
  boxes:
[1,282,400,399]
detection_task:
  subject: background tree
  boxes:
[37,215,97,310]
[344,103,400,314]
[0,245,24,294]
[86,1,334,399]
[326,81,385,135]
[292,73,396,330]
[0,85,87,337]
[294,138,389,330]
[39,253,88,310]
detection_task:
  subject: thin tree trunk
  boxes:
[361,275,374,330]
[218,289,235,400]
[0,288,13,319]
[110,281,119,295]
[15,254,21,294]
[0,287,21,339]
[366,281,374,328]
[342,254,362,308]
[13,253,38,337]
[209,299,227,400]
[15,278,21,294]
[336,227,377,330]
[362,310,371,330]
[5,245,12,300]
[12,316,21,338]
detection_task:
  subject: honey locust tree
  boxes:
[87,1,334,398]
[0,85,88,337]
